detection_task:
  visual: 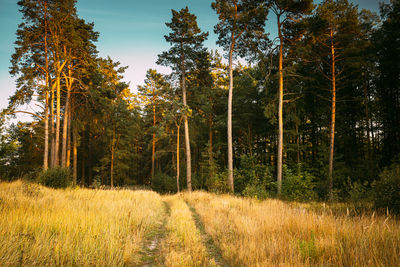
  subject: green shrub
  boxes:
[372,163,400,214]
[282,165,317,201]
[206,170,230,194]
[38,167,71,188]
[236,155,275,197]
[347,178,371,203]
[151,172,177,193]
[242,182,269,200]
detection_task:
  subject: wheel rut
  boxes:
[185,200,228,267]
[139,200,170,267]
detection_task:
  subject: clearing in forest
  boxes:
[0,181,399,266]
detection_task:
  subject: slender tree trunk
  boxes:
[151,86,156,181]
[277,15,284,197]
[44,91,49,170]
[73,129,77,185]
[209,116,213,177]
[328,27,336,201]
[50,81,55,168]
[88,133,92,185]
[66,112,71,168]
[43,3,49,170]
[55,67,61,166]
[177,124,180,193]
[111,129,116,188]
[61,82,70,167]
[181,57,192,192]
[227,32,235,193]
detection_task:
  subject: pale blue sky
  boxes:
[0,0,387,117]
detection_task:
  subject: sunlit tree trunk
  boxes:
[181,55,192,192]
[277,14,284,197]
[66,111,71,168]
[61,66,71,167]
[328,27,336,201]
[176,124,180,193]
[43,2,49,170]
[227,31,235,193]
[73,129,77,185]
[151,83,156,181]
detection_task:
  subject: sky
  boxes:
[0,0,388,119]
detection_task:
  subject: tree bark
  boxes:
[111,129,116,188]
[55,64,61,166]
[43,2,49,170]
[73,129,77,185]
[328,27,336,201]
[227,31,235,193]
[151,83,156,181]
[61,76,70,167]
[66,111,71,168]
[176,124,180,193]
[277,14,284,197]
[181,56,192,192]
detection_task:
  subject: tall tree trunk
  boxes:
[43,2,49,170]
[176,124,180,193]
[181,57,192,192]
[110,129,116,188]
[44,91,49,170]
[151,85,156,181]
[209,115,213,177]
[73,129,77,185]
[50,81,55,168]
[227,32,235,193]
[61,82,70,167]
[277,15,284,197]
[66,111,71,168]
[88,133,92,185]
[55,67,61,166]
[328,27,336,201]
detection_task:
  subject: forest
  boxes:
[1,0,400,211]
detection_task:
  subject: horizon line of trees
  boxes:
[1,0,400,203]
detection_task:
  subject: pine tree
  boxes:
[157,7,208,192]
[212,0,267,192]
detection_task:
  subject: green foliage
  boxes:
[235,155,274,199]
[242,183,269,200]
[298,231,317,262]
[372,163,400,213]
[347,178,371,203]
[282,165,317,201]
[38,167,71,189]
[206,170,230,194]
[151,173,177,193]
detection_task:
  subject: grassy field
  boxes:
[0,181,399,266]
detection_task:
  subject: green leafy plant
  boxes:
[298,231,317,262]
[282,165,317,201]
[372,163,400,214]
[38,167,71,189]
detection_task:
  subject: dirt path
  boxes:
[139,200,170,267]
[185,200,228,267]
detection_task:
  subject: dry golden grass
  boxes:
[1,181,399,266]
[184,191,400,267]
[0,180,166,266]
[160,195,214,267]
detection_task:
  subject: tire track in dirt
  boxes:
[185,200,228,267]
[139,200,170,267]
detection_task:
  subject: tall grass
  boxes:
[160,195,212,266]
[0,181,165,266]
[184,191,400,267]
